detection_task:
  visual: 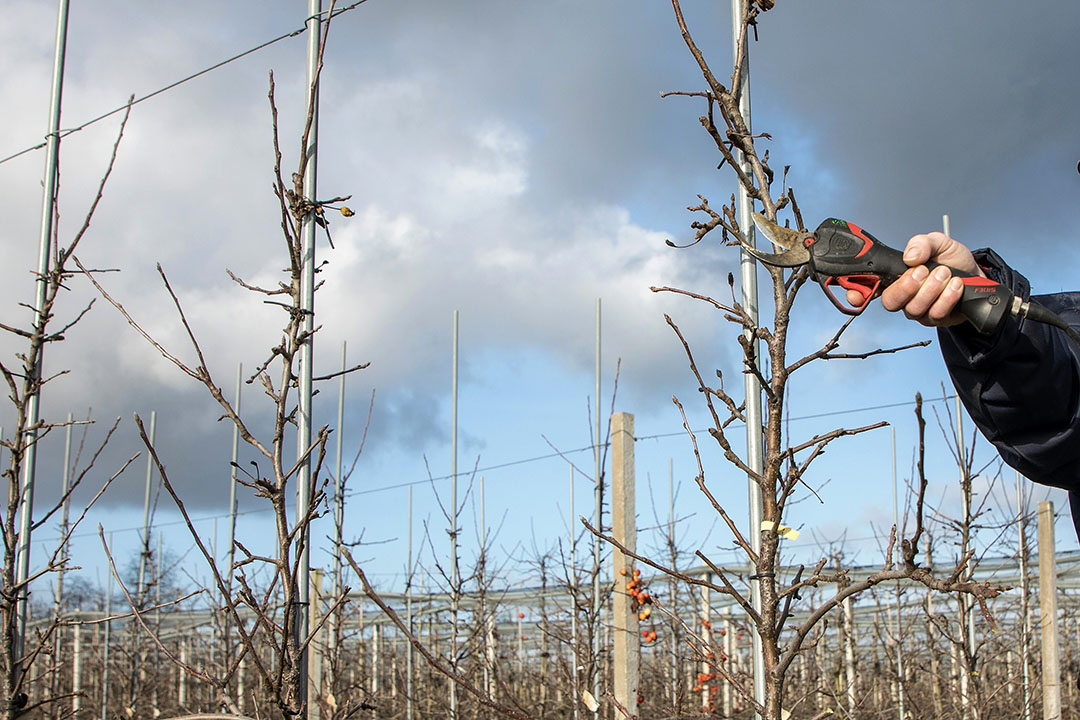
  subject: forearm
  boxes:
[940,250,1080,490]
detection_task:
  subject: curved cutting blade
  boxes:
[744,212,812,267]
[742,243,811,267]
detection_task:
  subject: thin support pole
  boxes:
[591,298,602,714]
[154,530,163,706]
[569,466,578,720]
[892,427,905,720]
[55,412,73,601]
[225,362,241,687]
[450,310,460,720]
[722,607,733,716]
[71,617,81,714]
[227,363,241,591]
[137,411,157,607]
[296,2,322,715]
[406,485,414,720]
[102,533,113,720]
[1017,471,1032,720]
[700,574,712,714]
[843,596,856,716]
[947,214,977,629]
[331,342,346,692]
[668,458,678,710]
[52,413,74,704]
[952,336,977,717]
[481,475,494,699]
[15,0,71,669]
[730,0,765,713]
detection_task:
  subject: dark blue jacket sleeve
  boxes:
[938,249,1080,538]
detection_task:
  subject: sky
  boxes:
[2,0,1080,603]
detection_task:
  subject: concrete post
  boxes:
[178,640,188,708]
[72,618,82,714]
[238,653,247,713]
[610,412,638,719]
[309,569,325,720]
[371,623,380,696]
[1038,501,1062,720]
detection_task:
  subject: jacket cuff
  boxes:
[938,248,1031,367]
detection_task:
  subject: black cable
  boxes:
[1024,302,1080,351]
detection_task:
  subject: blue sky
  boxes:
[3,1,1079,601]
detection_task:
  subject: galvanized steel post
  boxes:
[591,298,603,714]
[450,310,460,720]
[730,0,765,713]
[15,0,71,669]
[296,1,322,715]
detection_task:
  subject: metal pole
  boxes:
[331,342,345,688]
[949,210,977,716]
[296,2,321,714]
[52,412,73,702]
[154,531,163,707]
[406,485,414,720]
[102,532,113,720]
[71,616,81,714]
[223,363,241,701]
[700,573,712,714]
[668,458,677,707]
[946,214,978,708]
[15,0,71,668]
[730,0,765,713]
[222,362,241,690]
[450,310,460,720]
[481,475,492,698]
[56,412,73,599]
[227,363,241,590]
[892,427,905,720]
[591,298,602,713]
[1017,471,1032,720]
[137,411,157,607]
[722,606,734,716]
[569,466,578,720]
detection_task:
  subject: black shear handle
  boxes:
[810,218,1014,335]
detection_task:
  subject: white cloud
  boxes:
[440,122,528,199]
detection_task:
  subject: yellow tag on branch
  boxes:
[761,520,800,541]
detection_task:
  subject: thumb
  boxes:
[902,235,934,267]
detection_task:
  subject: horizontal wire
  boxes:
[348,393,960,497]
[0,0,371,167]
[37,393,970,543]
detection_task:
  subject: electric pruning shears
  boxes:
[746,213,1041,336]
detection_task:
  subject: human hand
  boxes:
[846,232,985,328]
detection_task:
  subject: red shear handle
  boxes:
[821,275,883,315]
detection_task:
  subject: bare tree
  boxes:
[1,105,135,719]
[76,8,362,718]
[578,3,1013,719]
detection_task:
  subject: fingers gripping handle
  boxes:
[810,218,1013,334]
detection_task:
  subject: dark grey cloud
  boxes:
[745,2,1080,250]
